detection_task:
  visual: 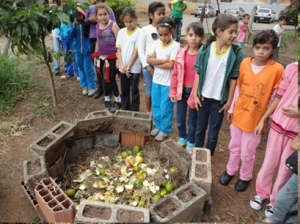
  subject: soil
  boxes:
[82,204,112,220]
[27,159,42,176]
[0,18,298,222]
[196,150,207,162]
[52,124,68,135]
[195,164,208,179]
[176,187,197,203]
[116,209,145,222]
[155,199,179,218]
[37,135,55,147]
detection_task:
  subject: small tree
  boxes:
[0,0,87,107]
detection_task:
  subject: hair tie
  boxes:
[211,32,215,36]
[156,23,173,29]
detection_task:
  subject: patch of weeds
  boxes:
[32,101,56,119]
[0,54,35,115]
[32,216,40,223]
[35,127,45,132]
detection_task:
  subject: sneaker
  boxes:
[110,101,121,113]
[265,203,274,218]
[101,95,105,101]
[186,141,195,154]
[250,195,264,210]
[93,89,103,99]
[60,75,72,80]
[88,89,96,97]
[155,131,167,142]
[82,87,88,95]
[53,70,60,76]
[263,218,271,223]
[150,128,160,137]
[177,138,187,147]
[104,101,111,111]
[77,76,80,82]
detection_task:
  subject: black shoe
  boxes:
[234,179,251,192]
[93,89,103,99]
[104,101,111,111]
[53,70,60,76]
[101,95,105,101]
[219,171,234,185]
[110,101,121,113]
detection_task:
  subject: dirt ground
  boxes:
[0,28,298,223]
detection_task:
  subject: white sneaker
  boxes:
[265,203,274,218]
[263,218,271,223]
[82,87,88,95]
[250,195,264,210]
[155,131,167,142]
[88,89,96,97]
[150,128,160,137]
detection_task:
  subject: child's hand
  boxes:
[146,65,154,76]
[254,120,265,138]
[120,64,127,74]
[282,103,298,117]
[282,26,286,31]
[194,95,202,111]
[125,67,131,78]
[227,113,233,123]
[170,97,177,102]
[219,102,230,113]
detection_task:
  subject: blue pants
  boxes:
[177,87,197,144]
[142,66,153,97]
[173,17,182,42]
[52,36,62,72]
[195,97,224,156]
[270,174,298,223]
[61,38,78,77]
[151,83,174,134]
[75,53,96,89]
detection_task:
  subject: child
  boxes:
[95,3,121,112]
[138,2,165,113]
[169,22,204,153]
[272,15,287,62]
[250,62,297,217]
[190,14,244,156]
[147,16,180,142]
[68,7,96,96]
[219,30,284,192]
[116,7,141,111]
[237,14,254,47]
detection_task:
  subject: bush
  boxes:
[0,54,32,114]
[106,0,137,28]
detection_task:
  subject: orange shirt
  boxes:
[232,57,283,132]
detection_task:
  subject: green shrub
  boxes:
[0,54,32,114]
[106,0,137,28]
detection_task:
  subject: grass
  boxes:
[0,54,36,115]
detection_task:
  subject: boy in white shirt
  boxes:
[272,15,286,62]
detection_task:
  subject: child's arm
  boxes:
[227,85,240,123]
[247,25,254,35]
[147,56,169,66]
[219,79,236,113]
[117,48,126,74]
[112,22,120,40]
[125,49,139,76]
[169,58,179,102]
[290,136,298,151]
[155,60,175,70]
[193,74,201,111]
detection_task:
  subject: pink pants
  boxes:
[226,124,261,181]
[256,128,293,204]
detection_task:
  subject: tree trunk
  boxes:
[46,61,58,107]
[3,36,11,55]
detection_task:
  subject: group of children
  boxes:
[54,2,297,221]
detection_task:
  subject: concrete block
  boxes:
[34,177,76,223]
[94,133,120,148]
[75,200,150,223]
[75,111,114,139]
[189,148,212,194]
[64,137,93,164]
[160,139,191,177]
[150,182,207,222]
[49,121,75,139]
[23,156,47,194]
[113,110,151,136]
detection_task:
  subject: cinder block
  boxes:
[120,132,149,148]
[189,148,212,194]
[64,137,93,164]
[150,182,207,222]
[75,111,114,139]
[75,200,150,223]
[21,181,46,222]
[23,156,47,194]
[160,139,191,177]
[94,133,120,148]
[34,177,76,223]
[50,121,75,138]
[113,110,151,136]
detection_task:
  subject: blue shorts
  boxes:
[142,66,153,97]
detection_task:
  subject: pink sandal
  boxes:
[77,77,80,82]
[60,75,72,80]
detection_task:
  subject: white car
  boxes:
[254,8,276,23]
[194,4,215,17]
[224,6,245,20]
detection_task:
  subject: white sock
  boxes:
[104,96,110,101]
[115,96,121,103]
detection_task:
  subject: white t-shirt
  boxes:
[116,27,141,73]
[201,42,231,101]
[273,24,283,47]
[52,29,60,38]
[148,40,180,86]
[138,25,158,68]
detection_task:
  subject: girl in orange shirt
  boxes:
[219,30,283,192]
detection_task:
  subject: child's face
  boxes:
[123,15,137,31]
[150,7,165,26]
[97,8,109,24]
[217,23,238,45]
[253,41,274,63]
[186,28,203,49]
[243,16,250,24]
[279,19,286,26]
[157,27,173,45]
